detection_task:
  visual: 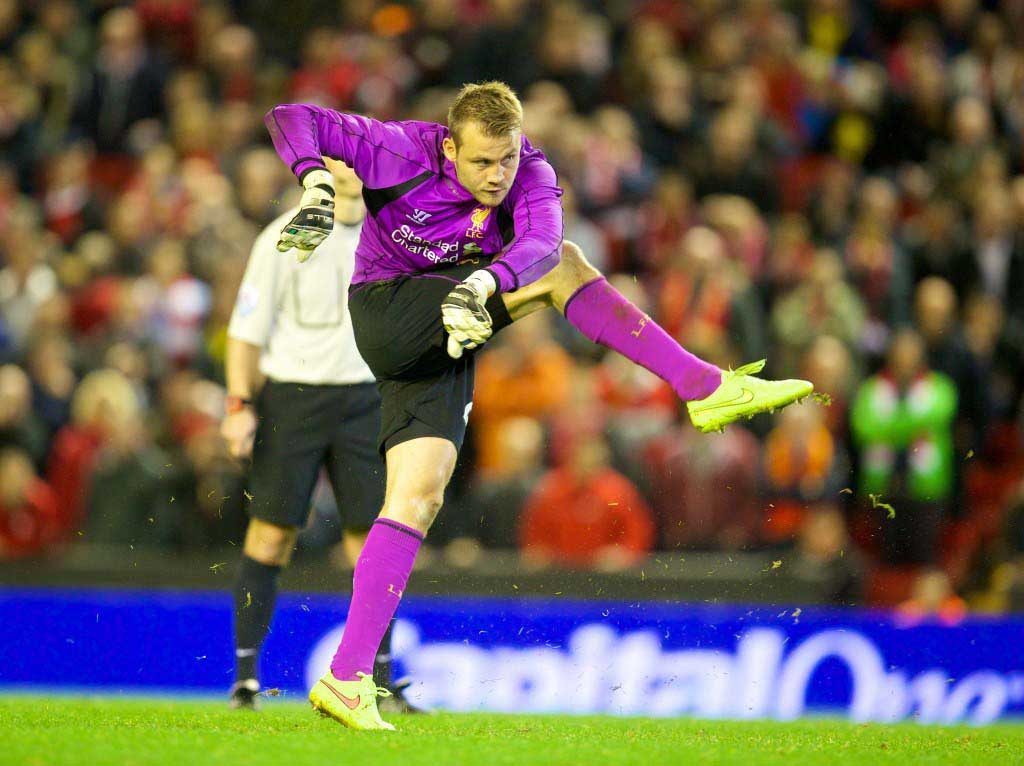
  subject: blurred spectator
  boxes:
[691,107,779,214]
[156,370,245,547]
[644,417,761,551]
[762,403,848,544]
[0,206,58,352]
[896,567,968,624]
[843,178,913,354]
[84,413,178,549]
[464,416,547,549]
[763,213,816,305]
[633,56,697,169]
[905,195,969,286]
[0,55,42,192]
[71,7,167,157]
[788,505,864,606]
[772,249,865,376]
[936,95,997,204]
[473,312,571,478]
[234,147,291,226]
[958,185,1024,312]
[800,334,856,435]
[0,364,49,469]
[701,194,769,280]
[452,0,537,92]
[850,330,958,564]
[42,143,104,246]
[914,276,988,453]
[47,368,140,535]
[807,161,857,248]
[963,292,1023,425]
[657,226,765,367]
[560,180,609,274]
[143,238,212,367]
[0,447,60,559]
[636,171,696,274]
[519,433,655,571]
[15,29,75,156]
[535,3,610,113]
[24,333,76,438]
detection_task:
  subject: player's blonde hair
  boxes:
[447,81,523,145]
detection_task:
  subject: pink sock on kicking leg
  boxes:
[564,277,722,401]
[330,518,423,681]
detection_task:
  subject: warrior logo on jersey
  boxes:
[466,206,491,239]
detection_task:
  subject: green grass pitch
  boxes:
[2,696,1022,766]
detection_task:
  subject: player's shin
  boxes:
[563,277,722,401]
[330,519,423,681]
[233,556,281,683]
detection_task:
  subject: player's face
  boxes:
[325,157,365,223]
[444,122,522,207]
[325,157,362,199]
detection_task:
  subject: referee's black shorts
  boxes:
[348,259,513,456]
[247,380,384,530]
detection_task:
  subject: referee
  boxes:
[221,160,415,712]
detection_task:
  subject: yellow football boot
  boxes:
[309,670,395,731]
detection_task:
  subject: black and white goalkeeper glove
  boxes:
[276,169,335,262]
[442,270,497,359]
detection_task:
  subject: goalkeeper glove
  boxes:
[442,270,497,359]
[276,169,335,261]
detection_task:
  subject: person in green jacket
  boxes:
[850,329,958,563]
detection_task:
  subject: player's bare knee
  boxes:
[551,240,601,307]
[244,519,297,565]
[382,486,445,531]
[409,488,446,529]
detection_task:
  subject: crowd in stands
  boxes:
[2,0,1024,612]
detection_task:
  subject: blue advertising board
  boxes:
[0,587,1021,724]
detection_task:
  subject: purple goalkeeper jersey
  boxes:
[264,104,564,293]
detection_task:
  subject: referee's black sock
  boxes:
[233,555,282,683]
[372,619,395,689]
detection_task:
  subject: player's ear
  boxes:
[442,135,457,163]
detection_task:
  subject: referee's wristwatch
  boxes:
[225,395,253,414]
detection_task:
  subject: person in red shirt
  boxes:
[46,368,139,532]
[0,448,60,559]
[518,433,655,570]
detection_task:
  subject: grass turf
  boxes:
[1,696,1022,766]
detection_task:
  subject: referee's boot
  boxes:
[379,677,431,715]
[229,679,261,710]
[687,359,814,433]
[309,670,395,731]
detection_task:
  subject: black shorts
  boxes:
[348,260,513,455]
[247,380,384,530]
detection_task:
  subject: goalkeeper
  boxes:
[221,161,419,715]
[265,82,813,731]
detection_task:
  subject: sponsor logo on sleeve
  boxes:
[237,284,260,317]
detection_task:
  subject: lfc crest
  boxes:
[466,206,491,239]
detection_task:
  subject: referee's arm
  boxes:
[222,219,284,458]
[221,337,262,458]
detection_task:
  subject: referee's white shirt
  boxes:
[228,209,375,386]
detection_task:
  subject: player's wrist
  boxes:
[465,269,496,300]
[225,394,254,415]
[301,168,335,197]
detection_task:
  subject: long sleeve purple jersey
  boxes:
[264,104,564,293]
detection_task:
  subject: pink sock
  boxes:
[330,518,423,681]
[564,277,722,400]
